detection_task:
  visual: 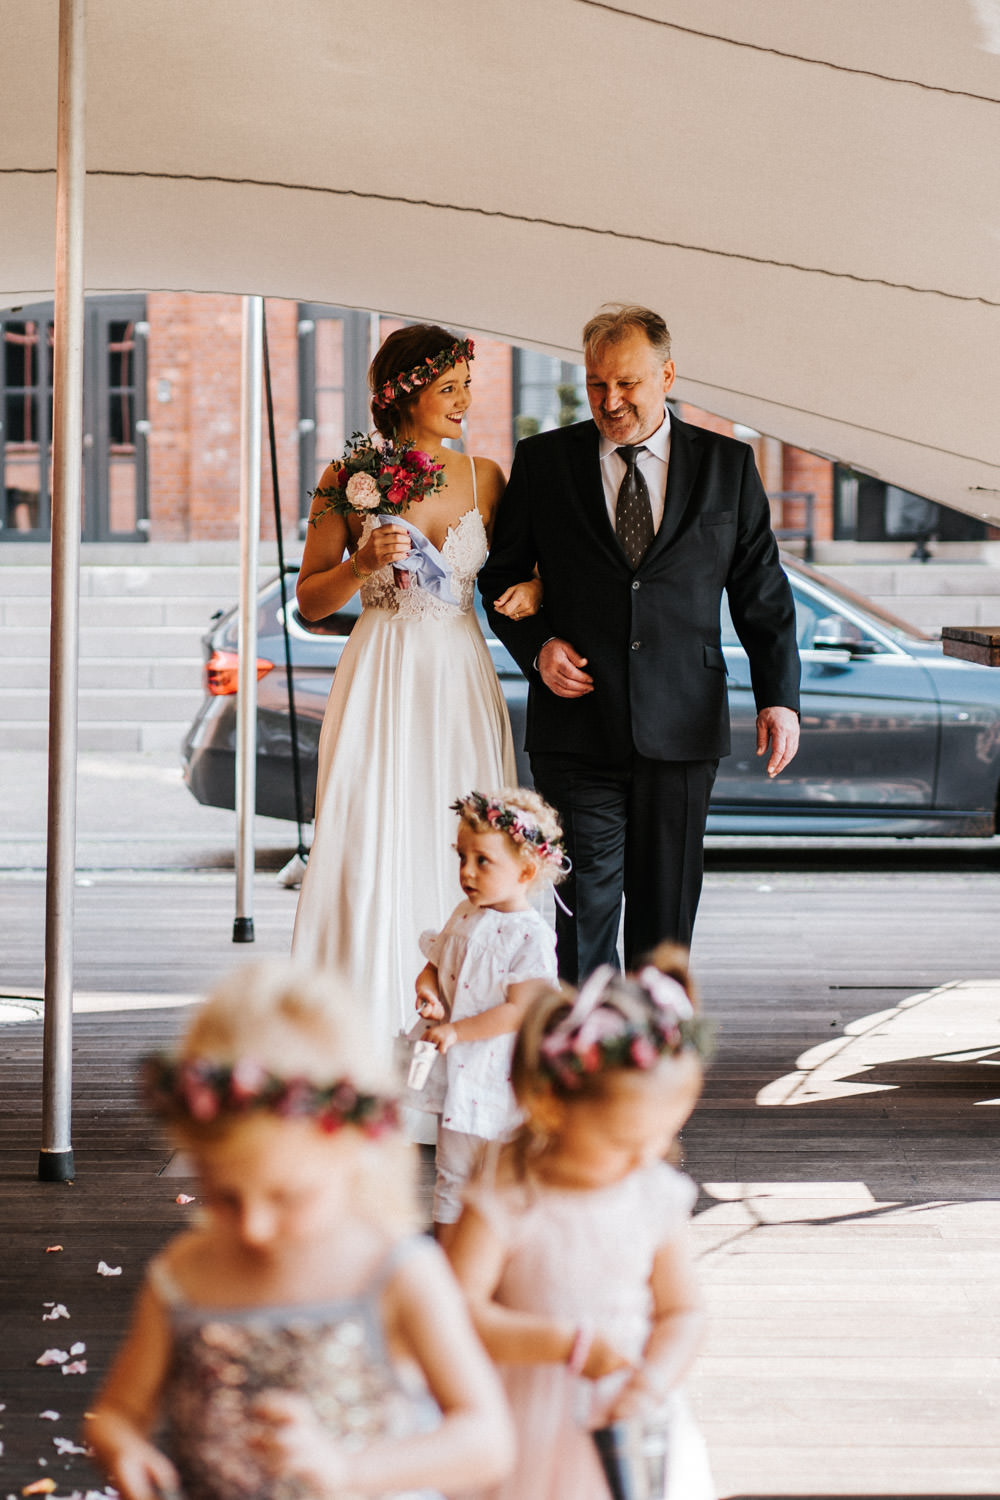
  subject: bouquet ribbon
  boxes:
[374,514,460,606]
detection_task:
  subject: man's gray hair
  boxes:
[582,303,672,364]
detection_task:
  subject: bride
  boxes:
[292,324,540,1057]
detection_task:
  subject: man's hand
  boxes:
[756,706,800,777]
[538,638,594,699]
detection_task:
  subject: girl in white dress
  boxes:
[410,788,566,1244]
[86,958,514,1500]
[448,952,716,1500]
[292,326,540,1058]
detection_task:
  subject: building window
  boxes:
[1,296,148,542]
[834,465,986,545]
[297,306,372,527]
[511,349,587,444]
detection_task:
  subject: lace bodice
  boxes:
[358,507,487,620]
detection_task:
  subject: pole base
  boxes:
[232,916,255,944]
[38,1148,75,1182]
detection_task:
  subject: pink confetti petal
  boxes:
[54,1436,89,1455]
[175,1193,195,1205]
[39,1410,60,1420]
[36,1348,69,1366]
[61,1359,88,1375]
[69,1341,86,1355]
[96,1260,122,1276]
[45,1245,63,1253]
[42,1303,70,1321]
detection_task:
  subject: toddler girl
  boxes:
[447,950,716,1500]
[87,958,514,1500]
[412,787,566,1245]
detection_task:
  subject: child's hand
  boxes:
[605,1364,672,1422]
[493,578,543,620]
[100,1435,181,1500]
[250,1391,351,1488]
[424,1021,459,1054]
[417,993,447,1022]
[581,1334,634,1383]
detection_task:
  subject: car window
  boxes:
[720,590,821,650]
[291,596,362,637]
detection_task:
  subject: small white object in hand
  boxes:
[97,1260,122,1276]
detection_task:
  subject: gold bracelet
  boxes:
[350,552,372,581]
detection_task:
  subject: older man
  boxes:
[480,304,800,979]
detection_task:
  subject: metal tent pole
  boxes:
[233,295,263,942]
[39,0,86,1182]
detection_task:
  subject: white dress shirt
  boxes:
[599,409,672,534]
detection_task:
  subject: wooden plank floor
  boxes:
[1,863,999,1496]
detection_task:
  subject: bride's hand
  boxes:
[356,524,411,576]
[494,578,543,620]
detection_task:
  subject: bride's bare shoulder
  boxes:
[471,456,506,519]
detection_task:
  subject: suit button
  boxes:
[632,580,640,590]
[631,640,641,651]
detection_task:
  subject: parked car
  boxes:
[182,559,1000,837]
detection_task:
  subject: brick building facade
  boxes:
[2,291,986,551]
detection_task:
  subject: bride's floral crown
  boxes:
[372,337,475,410]
[451,790,568,873]
[538,965,712,1090]
[141,1053,400,1136]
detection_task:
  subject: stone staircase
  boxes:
[0,542,285,752]
[2,543,1000,753]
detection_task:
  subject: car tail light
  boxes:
[204,650,275,696]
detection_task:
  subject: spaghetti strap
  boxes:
[469,451,478,509]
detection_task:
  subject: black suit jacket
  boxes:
[479,412,801,763]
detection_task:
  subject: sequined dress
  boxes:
[152,1239,443,1500]
[292,459,517,1058]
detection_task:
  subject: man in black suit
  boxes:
[479,304,801,981]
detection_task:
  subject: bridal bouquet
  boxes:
[310,432,445,526]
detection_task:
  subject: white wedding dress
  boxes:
[292,460,518,1059]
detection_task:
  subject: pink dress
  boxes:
[465,1162,714,1500]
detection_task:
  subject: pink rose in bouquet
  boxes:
[345,472,381,509]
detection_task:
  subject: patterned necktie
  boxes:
[615,445,654,569]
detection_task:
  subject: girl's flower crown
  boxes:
[372,337,475,409]
[141,1053,400,1137]
[538,965,712,1090]
[451,790,569,873]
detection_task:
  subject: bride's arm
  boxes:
[296,464,410,620]
[474,456,543,618]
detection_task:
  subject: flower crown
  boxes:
[538,965,712,1090]
[451,791,569,872]
[141,1054,400,1137]
[372,337,475,410]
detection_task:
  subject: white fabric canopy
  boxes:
[2,0,999,518]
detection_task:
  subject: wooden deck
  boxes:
[1,862,999,1496]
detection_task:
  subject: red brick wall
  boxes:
[145,293,300,542]
[781,446,834,542]
[465,337,513,472]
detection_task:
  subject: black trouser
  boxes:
[531,750,718,982]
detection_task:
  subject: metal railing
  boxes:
[769,489,815,562]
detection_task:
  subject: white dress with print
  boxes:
[292,461,517,1058]
[419,901,557,1139]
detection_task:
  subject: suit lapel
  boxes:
[642,412,704,566]
[567,421,630,571]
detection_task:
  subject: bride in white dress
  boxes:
[292,325,540,1058]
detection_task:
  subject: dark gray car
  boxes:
[182,559,1000,837]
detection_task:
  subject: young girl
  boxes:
[86,959,514,1500]
[411,788,565,1246]
[447,951,716,1500]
